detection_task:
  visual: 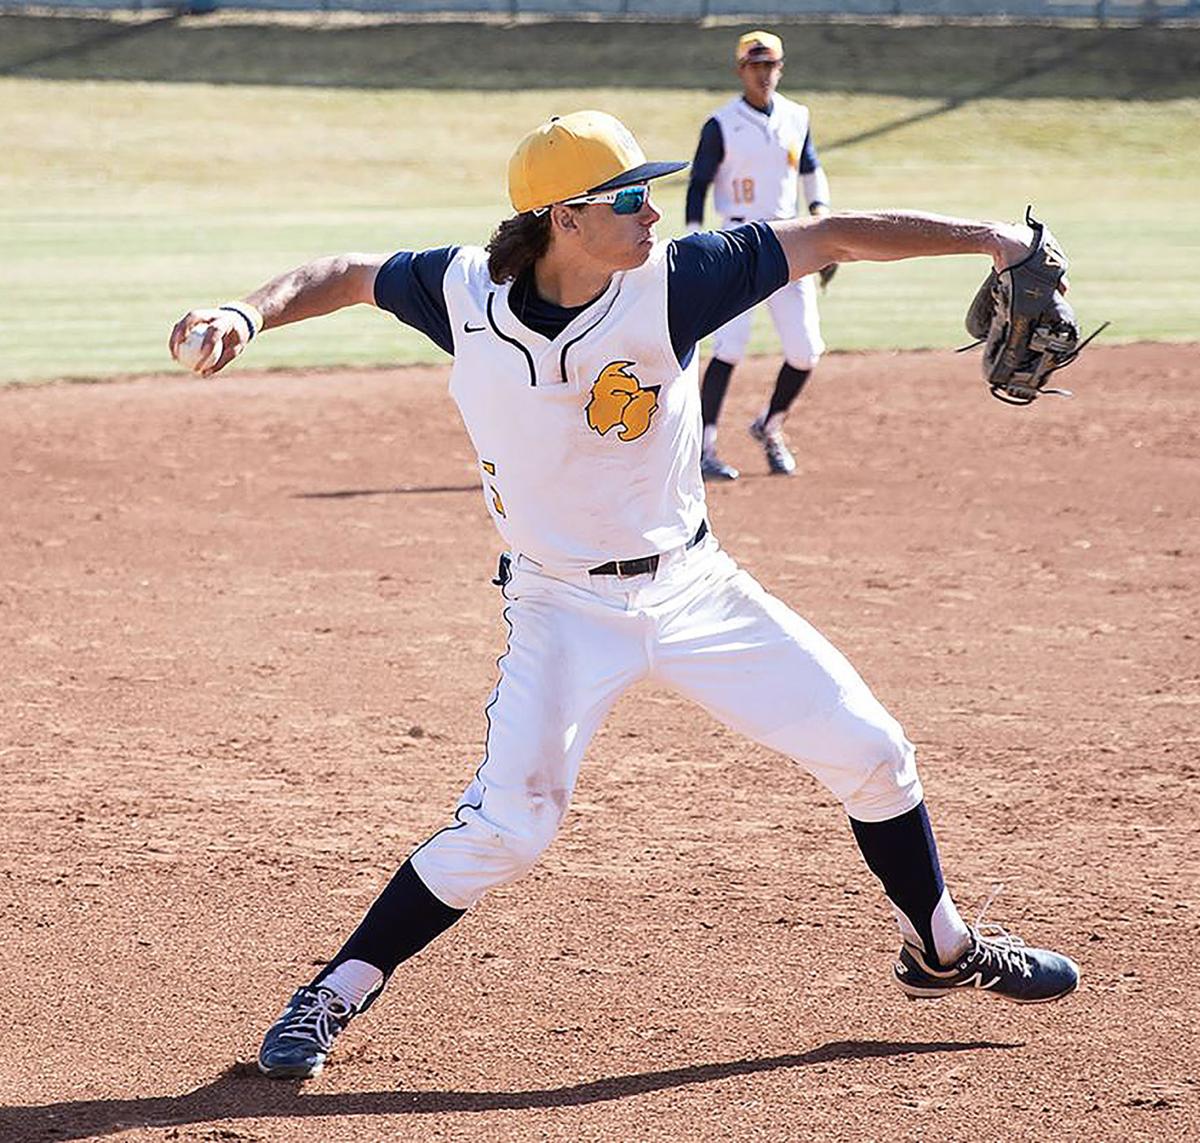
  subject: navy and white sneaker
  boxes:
[894,923,1080,1004]
[257,985,355,1079]
[701,453,740,482]
[749,416,796,476]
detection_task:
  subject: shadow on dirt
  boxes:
[295,484,482,499]
[0,1038,1020,1139]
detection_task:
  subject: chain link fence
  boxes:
[7,0,1198,20]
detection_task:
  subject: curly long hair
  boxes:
[486,210,558,284]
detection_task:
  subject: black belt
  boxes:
[728,216,745,223]
[588,520,707,578]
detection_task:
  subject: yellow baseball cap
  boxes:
[507,110,688,214]
[736,30,784,64]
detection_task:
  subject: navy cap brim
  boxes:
[587,160,689,195]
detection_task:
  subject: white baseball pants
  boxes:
[411,534,921,910]
[711,273,825,370]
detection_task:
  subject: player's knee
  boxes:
[413,792,567,908]
[495,806,562,877]
[481,783,571,879]
[713,325,751,363]
[713,340,747,365]
[840,732,923,822]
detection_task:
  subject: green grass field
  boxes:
[1,14,1197,382]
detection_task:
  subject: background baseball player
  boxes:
[170,110,1079,1082]
[687,30,833,480]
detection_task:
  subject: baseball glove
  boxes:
[963,208,1101,406]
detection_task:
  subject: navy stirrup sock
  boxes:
[313,860,464,994]
[767,364,811,418]
[849,802,946,961]
[701,358,735,426]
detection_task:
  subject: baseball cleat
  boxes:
[257,985,355,1079]
[701,453,740,481]
[749,416,796,476]
[893,924,1080,1004]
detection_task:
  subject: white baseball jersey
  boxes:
[709,94,812,224]
[442,243,705,574]
[373,230,921,911]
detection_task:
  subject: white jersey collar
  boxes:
[483,269,629,387]
[487,270,625,355]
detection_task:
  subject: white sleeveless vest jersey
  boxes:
[710,94,811,224]
[442,243,706,573]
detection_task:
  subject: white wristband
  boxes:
[218,301,264,341]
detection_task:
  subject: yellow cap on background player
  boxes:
[736,30,784,64]
[507,110,688,214]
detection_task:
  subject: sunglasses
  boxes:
[561,184,650,215]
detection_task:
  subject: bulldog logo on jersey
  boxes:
[585,361,660,443]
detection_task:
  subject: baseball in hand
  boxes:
[177,324,221,373]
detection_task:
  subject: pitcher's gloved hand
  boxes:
[965,208,1092,406]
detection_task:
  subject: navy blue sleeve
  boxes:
[798,129,820,176]
[373,246,458,355]
[685,118,724,226]
[666,223,789,366]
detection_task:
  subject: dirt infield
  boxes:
[2,344,1197,1142]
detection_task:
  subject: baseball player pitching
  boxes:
[169,110,1079,1082]
[688,30,833,480]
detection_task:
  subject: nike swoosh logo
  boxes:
[463,322,485,334]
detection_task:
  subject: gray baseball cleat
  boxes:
[257,985,356,1079]
[749,416,796,476]
[701,452,739,481]
[893,924,1080,1003]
